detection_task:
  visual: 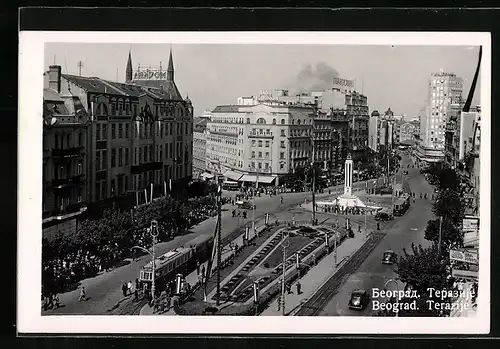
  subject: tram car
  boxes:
[139,234,213,295]
[393,194,411,216]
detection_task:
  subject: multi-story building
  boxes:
[417,70,463,163]
[43,49,193,213]
[444,107,480,171]
[193,117,209,178]
[205,103,316,185]
[368,110,380,152]
[444,106,481,214]
[42,82,89,239]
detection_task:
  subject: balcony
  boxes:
[43,201,87,221]
[52,146,85,159]
[52,174,85,189]
[210,129,239,137]
[248,131,274,139]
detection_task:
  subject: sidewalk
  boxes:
[261,230,369,316]
[140,221,268,315]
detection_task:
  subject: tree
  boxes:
[437,168,460,190]
[432,188,464,225]
[392,243,452,316]
[424,217,463,251]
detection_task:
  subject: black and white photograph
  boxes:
[18,31,490,334]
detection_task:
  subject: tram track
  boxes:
[295,232,386,316]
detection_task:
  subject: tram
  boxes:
[139,234,213,295]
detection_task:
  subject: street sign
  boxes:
[452,269,478,280]
[463,216,479,232]
[449,249,479,265]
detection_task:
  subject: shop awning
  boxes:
[240,174,277,184]
[223,170,243,182]
[200,172,215,179]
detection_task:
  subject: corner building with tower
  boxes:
[43,49,193,236]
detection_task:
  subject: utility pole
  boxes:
[216,184,222,305]
[438,216,443,255]
[281,230,289,316]
[311,132,316,224]
[77,60,84,76]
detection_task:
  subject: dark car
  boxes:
[348,289,370,310]
[403,170,408,175]
[375,212,393,221]
[382,250,398,265]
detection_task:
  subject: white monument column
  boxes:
[344,153,353,196]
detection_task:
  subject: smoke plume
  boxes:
[296,62,339,93]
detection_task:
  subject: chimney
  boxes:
[48,65,62,93]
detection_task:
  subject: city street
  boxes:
[45,181,367,315]
[319,152,436,316]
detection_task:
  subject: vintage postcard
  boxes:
[18,31,490,334]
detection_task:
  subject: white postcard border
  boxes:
[18,31,491,334]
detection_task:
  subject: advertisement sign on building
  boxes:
[332,77,354,91]
[462,216,479,232]
[449,249,479,265]
[133,69,167,80]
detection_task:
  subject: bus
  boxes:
[222,180,240,191]
[393,194,410,216]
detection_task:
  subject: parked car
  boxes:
[348,289,370,310]
[381,250,398,265]
[403,170,408,175]
[375,211,393,221]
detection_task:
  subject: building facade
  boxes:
[42,84,89,239]
[444,106,481,214]
[205,103,316,185]
[418,71,463,162]
[43,49,193,213]
[368,110,380,152]
[193,117,209,178]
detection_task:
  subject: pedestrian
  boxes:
[296,281,302,295]
[286,283,292,294]
[78,286,86,302]
[53,293,60,308]
[196,261,200,275]
[127,280,132,295]
[122,283,127,297]
[135,278,140,290]
[134,288,139,302]
[277,295,281,311]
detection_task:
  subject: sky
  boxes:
[45,43,482,118]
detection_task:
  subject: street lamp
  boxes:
[384,278,400,317]
[248,166,260,237]
[131,219,159,304]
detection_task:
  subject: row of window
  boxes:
[249,161,287,171]
[47,160,83,180]
[95,121,192,141]
[111,147,130,168]
[97,101,188,119]
[50,132,85,150]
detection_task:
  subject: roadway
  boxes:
[319,151,436,316]
[46,177,368,315]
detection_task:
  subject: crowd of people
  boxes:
[41,194,229,310]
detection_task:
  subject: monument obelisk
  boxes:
[344,153,353,196]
